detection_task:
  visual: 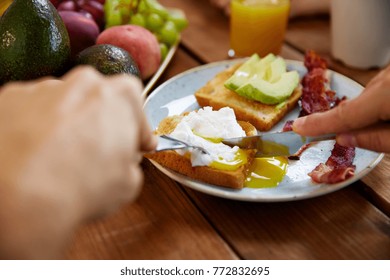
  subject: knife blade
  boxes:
[221,131,336,157]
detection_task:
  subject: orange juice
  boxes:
[0,0,12,16]
[229,0,290,57]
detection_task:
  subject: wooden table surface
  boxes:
[66,0,390,260]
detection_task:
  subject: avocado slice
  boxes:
[224,53,276,91]
[0,0,71,84]
[250,53,277,80]
[266,56,287,83]
[235,71,299,105]
[224,54,260,91]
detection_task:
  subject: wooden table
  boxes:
[66,0,390,260]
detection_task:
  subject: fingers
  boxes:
[108,74,157,152]
[293,98,374,136]
[90,163,144,219]
[61,65,102,82]
[124,163,144,202]
[138,108,157,152]
[293,82,390,136]
[336,122,390,153]
[63,67,156,154]
[365,63,390,89]
[59,68,155,201]
[60,66,105,101]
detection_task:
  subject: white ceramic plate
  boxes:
[143,59,383,202]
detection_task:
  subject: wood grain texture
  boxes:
[185,184,390,259]
[361,154,390,216]
[161,0,230,63]
[66,160,238,260]
[147,48,200,95]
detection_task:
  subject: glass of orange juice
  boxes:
[229,0,290,58]
[0,0,13,16]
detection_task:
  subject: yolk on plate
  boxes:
[201,135,289,188]
[245,156,288,188]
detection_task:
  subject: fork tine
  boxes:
[156,135,210,155]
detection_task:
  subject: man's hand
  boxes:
[0,67,156,259]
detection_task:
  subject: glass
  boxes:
[229,0,290,58]
[331,0,390,69]
[0,0,12,16]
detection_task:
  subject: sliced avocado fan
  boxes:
[224,53,299,105]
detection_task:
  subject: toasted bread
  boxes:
[145,115,257,189]
[195,62,302,131]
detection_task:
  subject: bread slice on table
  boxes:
[144,114,257,189]
[195,62,302,131]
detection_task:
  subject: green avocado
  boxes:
[0,0,71,84]
[266,56,287,83]
[224,53,299,105]
[224,54,261,91]
[235,71,299,105]
[224,53,276,91]
[75,44,141,78]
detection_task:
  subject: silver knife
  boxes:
[221,131,336,157]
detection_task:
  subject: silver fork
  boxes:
[156,135,210,155]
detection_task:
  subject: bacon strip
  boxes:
[304,51,356,183]
[300,51,340,116]
[287,50,356,183]
[309,143,355,184]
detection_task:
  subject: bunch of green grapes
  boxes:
[104,0,188,59]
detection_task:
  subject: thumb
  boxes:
[336,123,390,153]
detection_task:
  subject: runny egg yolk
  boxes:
[200,135,288,188]
[245,157,288,188]
[210,149,248,171]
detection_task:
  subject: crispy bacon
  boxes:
[309,144,356,184]
[304,50,328,72]
[302,51,356,184]
[300,63,339,116]
[284,50,356,183]
[282,120,294,132]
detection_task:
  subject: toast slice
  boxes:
[145,114,257,189]
[195,62,302,131]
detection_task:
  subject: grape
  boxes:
[104,0,122,27]
[59,11,100,59]
[159,43,168,60]
[168,8,188,32]
[78,0,105,29]
[145,0,169,19]
[58,1,77,12]
[137,0,147,13]
[118,0,131,19]
[106,11,122,28]
[159,21,178,46]
[129,13,146,27]
[54,0,106,30]
[50,0,61,7]
[146,13,163,32]
[103,0,187,48]
[79,9,94,20]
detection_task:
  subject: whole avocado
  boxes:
[0,0,71,84]
[75,44,141,78]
